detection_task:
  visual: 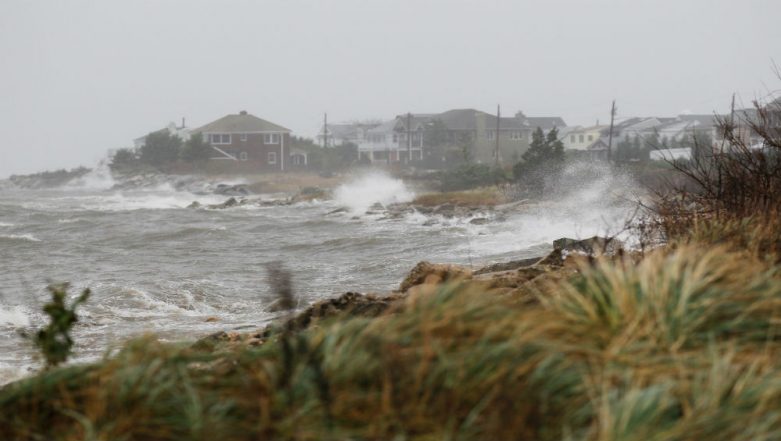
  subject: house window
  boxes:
[239,151,248,161]
[268,151,277,164]
[210,134,231,144]
[392,134,398,143]
[264,133,280,144]
[240,134,247,142]
[510,131,522,140]
[579,134,584,143]
[588,135,593,142]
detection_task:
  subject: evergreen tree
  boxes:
[545,127,565,162]
[181,135,213,162]
[139,131,182,165]
[519,127,546,165]
[109,148,138,170]
[513,127,565,184]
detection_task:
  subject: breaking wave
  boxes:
[333,171,415,214]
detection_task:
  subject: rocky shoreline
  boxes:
[198,235,620,349]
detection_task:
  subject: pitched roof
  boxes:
[525,116,567,130]
[677,114,718,127]
[192,111,291,133]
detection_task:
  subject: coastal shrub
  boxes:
[655,94,781,222]
[180,135,213,162]
[34,283,90,369]
[439,163,505,192]
[4,246,781,440]
[139,131,182,166]
[109,147,139,170]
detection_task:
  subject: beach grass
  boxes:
[3,241,781,440]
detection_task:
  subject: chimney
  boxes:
[240,110,248,116]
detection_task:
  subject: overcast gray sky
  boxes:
[1,0,779,178]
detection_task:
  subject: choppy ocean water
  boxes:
[0,171,635,383]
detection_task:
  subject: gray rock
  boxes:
[552,236,623,255]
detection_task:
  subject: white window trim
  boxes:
[268,151,277,165]
[264,133,280,144]
[211,134,231,145]
[239,151,248,161]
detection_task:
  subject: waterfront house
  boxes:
[192,111,302,171]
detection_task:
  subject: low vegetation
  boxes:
[1,94,780,440]
[412,186,506,207]
[3,242,781,440]
[34,283,90,369]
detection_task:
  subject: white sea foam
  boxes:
[65,162,116,190]
[0,305,31,327]
[0,222,13,227]
[459,163,641,257]
[333,171,415,214]
[0,233,41,242]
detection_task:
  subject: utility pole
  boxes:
[323,113,328,148]
[406,112,412,165]
[495,104,501,167]
[607,100,616,162]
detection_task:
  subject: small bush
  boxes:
[439,163,504,192]
[34,283,90,369]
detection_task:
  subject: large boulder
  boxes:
[473,256,542,275]
[282,292,402,332]
[399,261,472,293]
[214,183,250,196]
[552,236,623,256]
[208,197,241,209]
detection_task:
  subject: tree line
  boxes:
[110,131,212,170]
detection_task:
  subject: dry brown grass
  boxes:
[412,187,506,207]
[3,245,781,440]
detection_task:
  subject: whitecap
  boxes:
[0,233,41,242]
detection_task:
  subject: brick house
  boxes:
[192,111,304,171]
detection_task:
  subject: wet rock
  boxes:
[256,199,292,207]
[469,217,490,225]
[473,256,543,275]
[327,207,349,215]
[553,236,623,255]
[269,292,404,335]
[290,186,328,203]
[214,184,249,196]
[422,219,439,227]
[399,261,472,293]
[537,249,564,267]
[473,266,547,289]
[208,197,240,209]
[186,201,202,209]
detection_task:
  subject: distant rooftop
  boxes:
[192,111,291,133]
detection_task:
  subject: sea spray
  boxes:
[65,161,116,190]
[333,171,415,214]
[462,162,642,257]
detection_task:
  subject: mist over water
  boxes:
[0,169,640,383]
